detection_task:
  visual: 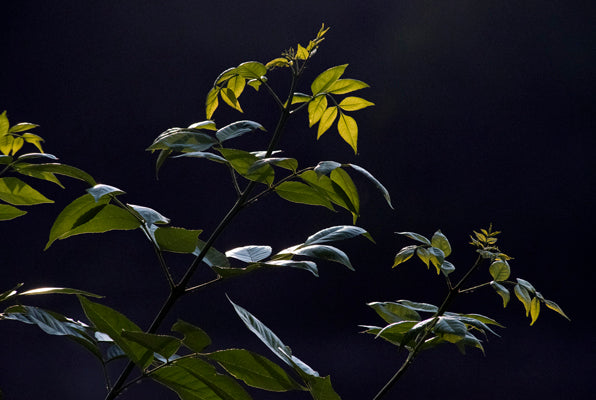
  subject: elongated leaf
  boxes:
[516,278,536,294]
[128,204,169,226]
[152,357,252,400]
[221,87,243,112]
[327,79,369,95]
[207,349,304,391]
[514,284,532,316]
[172,320,212,353]
[416,247,431,267]
[194,239,230,268]
[304,225,372,245]
[0,111,8,135]
[8,122,38,133]
[248,157,298,173]
[210,263,263,279]
[86,184,125,202]
[267,57,291,69]
[397,231,430,245]
[21,133,44,153]
[264,260,319,277]
[393,245,417,267]
[45,194,140,250]
[291,92,311,104]
[0,283,22,302]
[338,96,374,111]
[367,302,422,323]
[275,181,334,210]
[396,300,439,313]
[148,128,219,153]
[228,297,318,377]
[317,106,338,138]
[428,247,445,273]
[216,120,265,143]
[308,95,328,127]
[336,112,358,153]
[154,227,202,254]
[13,163,63,187]
[79,297,153,369]
[0,135,14,155]
[15,163,96,185]
[433,317,467,343]
[226,245,272,263]
[290,244,353,271]
[206,87,220,119]
[491,281,510,307]
[19,287,102,298]
[457,313,504,328]
[311,64,348,95]
[236,61,267,79]
[0,177,52,205]
[218,148,274,184]
[0,155,12,164]
[15,152,57,162]
[347,164,393,209]
[530,297,541,325]
[174,151,227,163]
[490,259,510,281]
[330,168,359,217]
[544,299,571,321]
[431,230,451,257]
[226,75,246,99]
[0,203,26,220]
[314,161,341,176]
[122,331,181,359]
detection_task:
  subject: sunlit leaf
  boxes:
[9,122,39,133]
[347,164,393,208]
[306,375,342,400]
[15,152,57,162]
[0,135,14,155]
[311,64,348,95]
[19,287,102,298]
[226,75,246,99]
[121,331,181,359]
[236,61,267,80]
[86,184,125,202]
[263,260,319,277]
[147,128,219,153]
[393,245,417,267]
[327,79,369,95]
[489,260,510,281]
[396,300,439,313]
[128,204,169,226]
[171,319,212,353]
[530,297,541,325]
[194,239,230,268]
[308,95,328,127]
[14,163,96,185]
[11,136,24,154]
[288,244,354,271]
[226,245,272,263]
[491,281,510,307]
[330,168,359,217]
[304,225,372,245]
[266,57,291,69]
[338,96,374,111]
[0,203,26,220]
[21,133,44,153]
[291,92,311,104]
[337,112,358,153]
[0,111,8,136]
[173,151,227,163]
[317,106,338,138]
[516,278,536,294]
[205,87,220,119]
[514,284,532,317]
[275,181,334,210]
[154,227,202,254]
[313,161,341,176]
[397,232,430,245]
[416,247,431,267]
[221,87,244,113]
[544,299,571,321]
[216,120,265,143]
[218,148,275,184]
[433,317,467,343]
[431,230,451,257]
[248,157,298,173]
[0,177,52,205]
[367,302,422,323]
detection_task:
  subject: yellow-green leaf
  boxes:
[227,75,246,98]
[514,284,532,317]
[327,79,369,95]
[0,111,8,136]
[317,106,338,139]
[296,44,309,60]
[266,57,291,69]
[0,135,14,155]
[338,96,375,111]
[205,87,220,119]
[544,299,571,321]
[11,136,24,155]
[337,112,358,153]
[308,95,328,127]
[220,88,243,113]
[311,64,348,95]
[530,297,540,325]
[0,203,27,220]
[0,177,52,205]
[22,133,44,153]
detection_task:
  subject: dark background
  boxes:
[1,1,594,399]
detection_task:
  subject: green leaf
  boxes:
[516,278,536,294]
[221,87,244,113]
[275,181,334,210]
[338,96,374,111]
[347,164,393,209]
[206,87,220,119]
[306,375,342,400]
[428,247,445,274]
[267,57,291,69]
[0,155,12,164]
[0,203,26,220]
[311,64,348,95]
[431,230,451,257]
[9,123,39,133]
[226,245,272,263]
[336,112,358,153]
[218,148,274,184]
[514,284,532,317]
[86,184,126,202]
[194,239,230,268]
[304,225,372,245]
[330,168,359,218]
[0,135,14,155]
[433,317,467,343]
[174,151,227,163]
[155,227,202,253]
[296,43,310,60]
[19,287,102,298]
[152,357,252,400]
[21,133,44,153]
[210,263,263,279]
[327,79,369,95]
[397,232,430,245]
[235,61,267,80]
[0,111,9,136]
[0,283,22,302]
[393,245,417,267]
[11,136,24,154]
[121,331,181,360]
[148,128,219,153]
[78,297,153,368]
[0,177,52,205]
[15,152,57,162]
[367,302,422,323]
[248,157,298,173]
[15,163,96,185]
[314,161,342,176]
[544,299,571,321]
[226,75,246,99]
[457,313,504,328]
[287,244,354,271]
[491,281,510,307]
[489,260,510,281]
[12,163,64,188]
[440,260,455,275]
[45,194,140,250]
[263,260,319,277]
[207,349,304,391]
[308,95,328,127]
[172,320,212,353]
[396,300,439,313]
[228,297,318,377]
[530,297,541,325]
[416,247,431,267]
[317,106,338,138]
[216,120,265,143]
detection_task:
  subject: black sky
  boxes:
[1,1,594,399]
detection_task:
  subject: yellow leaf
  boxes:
[0,135,14,156]
[226,75,246,98]
[337,112,358,154]
[205,87,220,119]
[220,88,243,113]
[296,44,309,60]
[22,133,45,153]
[266,57,290,69]
[338,96,375,111]
[317,106,338,139]
[11,136,24,155]
[530,297,541,325]
[308,95,327,127]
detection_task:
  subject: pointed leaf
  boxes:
[416,247,431,267]
[128,204,169,226]
[338,96,375,111]
[14,163,96,185]
[433,317,467,343]
[530,297,541,325]
[514,284,532,316]
[396,300,439,313]
[308,95,328,127]
[306,375,342,400]
[174,151,227,163]
[330,168,359,216]
[431,230,451,257]
[264,260,319,277]
[311,64,348,95]
[393,245,417,267]
[21,133,44,153]
[221,87,243,112]
[516,278,536,294]
[367,302,422,323]
[19,287,102,298]
[194,239,230,268]
[235,61,267,80]
[348,164,393,208]
[15,152,57,162]
[226,245,272,263]
[207,349,304,391]
[248,157,298,173]
[148,128,219,153]
[275,181,334,210]
[317,106,338,138]
[218,148,274,184]
[313,161,341,176]
[8,122,38,133]
[0,177,52,205]
[290,244,353,271]
[86,184,125,202]
[491,281,511,307]
[336,112,358,153]
[216,120,265,143]
[0,111,8,136]
[206,87,220,119]
[0,203,26,220]
[544,299,571,321]
[304,225,372,246]
[154,227,202,254]
[121,331,181,359]
[327,79,370,95]
[291,92,311,104]
[397,231,430,245]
